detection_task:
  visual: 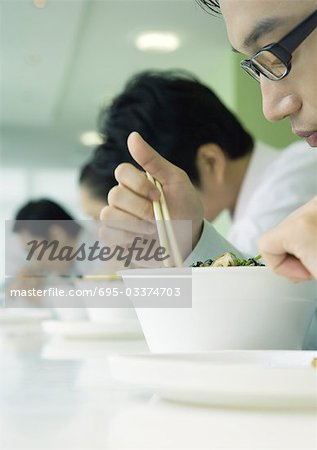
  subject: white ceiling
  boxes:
[0,0,231,167]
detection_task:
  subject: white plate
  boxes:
[109,351,317,409]
[42,337,148,360]
[42,319,144,340]
[0,308,52,324]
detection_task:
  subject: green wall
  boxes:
[205,50,236,112]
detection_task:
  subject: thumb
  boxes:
[127,131,181,184]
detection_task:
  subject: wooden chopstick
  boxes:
[81,274,121,280]
[146,172,183,268]
[18,274,121,281]
[154,180,183,267]
[146,173,173,267]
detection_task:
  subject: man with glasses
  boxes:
[101,1,317,284]
[202,1,317,281]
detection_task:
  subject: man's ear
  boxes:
[196,143,227,184]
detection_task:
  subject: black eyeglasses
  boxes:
[241,9,317,82]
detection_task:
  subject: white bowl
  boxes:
[74,279,137,323]
[120,267,317,352]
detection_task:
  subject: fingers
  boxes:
[258,225,314,281]
[109,180,156,220]
[265,253,312,282]
[108,185,153,221]
[127,132,187,185]
[100,205,156,235]
[114,163,160,202]
[100,132,204,253]
[99,225,139,248]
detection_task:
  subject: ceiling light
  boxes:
[33,0,47,8]
[135,31,180,53]
[80,131,103,147]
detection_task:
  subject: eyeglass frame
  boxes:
[240,9,317,82]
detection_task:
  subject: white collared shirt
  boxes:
[187,140,317,349]
[228,140,317,255]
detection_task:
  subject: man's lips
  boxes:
[293,129,317,147]
[293,129,317,138]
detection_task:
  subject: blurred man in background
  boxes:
[13,199,82,278]
[8,199,99,314]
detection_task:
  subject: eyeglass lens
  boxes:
[253,51,288,79]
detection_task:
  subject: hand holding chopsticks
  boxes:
[101,132,204,256]
[146,172,183,268]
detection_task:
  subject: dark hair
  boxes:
[79,159,117,201]
[94,70,254,185]
[13,199,81,239]
[196,0,221,14]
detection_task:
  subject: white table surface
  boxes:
[0,326,316,450]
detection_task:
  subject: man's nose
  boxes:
[260,76,302,122]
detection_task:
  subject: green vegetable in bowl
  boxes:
[191,252,264,267]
